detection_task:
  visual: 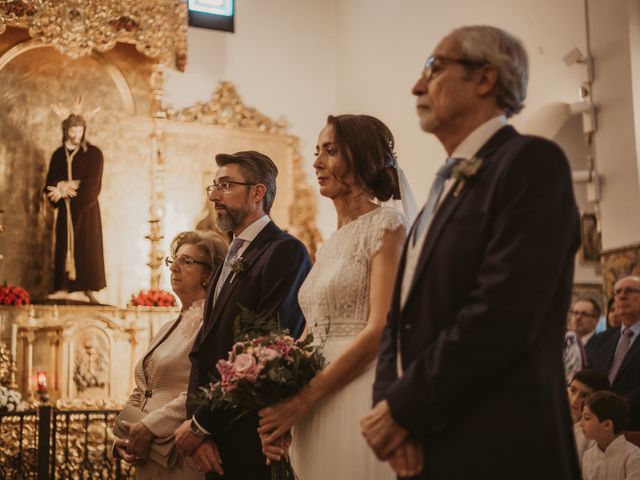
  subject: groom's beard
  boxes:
[215,205,249,232]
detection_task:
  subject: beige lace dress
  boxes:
[290,206,407,480]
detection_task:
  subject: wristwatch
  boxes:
[190,418,208,437]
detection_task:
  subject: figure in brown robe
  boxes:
[45,114,106,301]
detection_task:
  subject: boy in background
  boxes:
[581,391,640,479]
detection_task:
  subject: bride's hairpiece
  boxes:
[387,140,398,169]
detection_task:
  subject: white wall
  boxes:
[332,0,590,205]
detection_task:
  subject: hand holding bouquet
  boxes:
[199,307,325,479]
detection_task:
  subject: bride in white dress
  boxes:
[258,114,409,479]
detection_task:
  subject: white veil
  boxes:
[378,160,418,223]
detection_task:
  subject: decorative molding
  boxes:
[0,0,187,71]
[164,82,288,133]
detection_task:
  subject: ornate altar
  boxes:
[1,304,177,404]
[0,0,320,406]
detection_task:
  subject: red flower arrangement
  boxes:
[0,285,30,306]
[129,289,176,307]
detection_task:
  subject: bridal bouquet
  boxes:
[128,289,176,307]
[0,285,30,306]
[199,307,325,479]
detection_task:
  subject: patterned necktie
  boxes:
[412,157,462,245]
[608,328,634,384]
[214,237,244,301]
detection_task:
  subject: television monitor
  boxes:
[188,0,234,32]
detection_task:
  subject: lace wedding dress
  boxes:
[291,206,407,480]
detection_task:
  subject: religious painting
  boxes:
[580,212,601,263]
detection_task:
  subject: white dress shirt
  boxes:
[400,115,507,309]
[582,435,640,480]
[212,214,271,301]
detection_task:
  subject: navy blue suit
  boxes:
[373,126,581,479]
[588,327,640,429]
[187,221,311,480]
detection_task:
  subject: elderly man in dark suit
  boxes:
[588,275,640,429]
[361,26,581,479]
[174,151,311,480]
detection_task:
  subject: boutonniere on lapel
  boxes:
[229,257,246,283]
[452,157,484,197]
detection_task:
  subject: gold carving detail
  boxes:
[0,0,187,71]
[73,337,108,392]
[165,82,288,133]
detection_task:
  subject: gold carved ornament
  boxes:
[0,0,187,71]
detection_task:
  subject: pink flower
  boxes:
[217,359,238,392]
[234,353,258,380]
[258,348,279,362]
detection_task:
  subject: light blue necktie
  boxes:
[412,157,462,245]
[214,237,244,301]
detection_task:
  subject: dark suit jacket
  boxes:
[373,126,581,479]
[588,327,640,429]
[187,221,311,479]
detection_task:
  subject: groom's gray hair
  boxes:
[215,150,278,215]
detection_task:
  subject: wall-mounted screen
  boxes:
[188,0,234,32]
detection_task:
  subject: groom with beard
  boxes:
[175,151,311,479]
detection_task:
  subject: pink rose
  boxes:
[217,359,237,392]
[233,353,257,379]
[259,348,279,362]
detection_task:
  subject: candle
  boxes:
[10,323,17,361]
[36,371,48,392]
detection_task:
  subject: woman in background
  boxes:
[114,230,227,479]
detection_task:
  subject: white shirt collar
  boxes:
[235,214,271,243]
[599,434,627,456]
[451,115,508,160]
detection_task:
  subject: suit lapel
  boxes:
[614,331,640,382]
[404,126,518,303]
[141,316,181,370]
[594,329,620,372]
[202,222,279,338]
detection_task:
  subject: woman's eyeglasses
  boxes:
[165,255,210,268]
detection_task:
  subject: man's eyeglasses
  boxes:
[570,310,597,318]
[613,286,640,297]
[165,255,210,268]
[422,55,487,82]
[206,179,256,195]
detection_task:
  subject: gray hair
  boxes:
[170,230,228,270]
[453,25,529,117]
[215,151,278,214]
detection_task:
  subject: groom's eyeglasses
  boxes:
[206,179,256,195]
[165,255,210,268]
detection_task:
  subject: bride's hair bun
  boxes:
[327,114,400,201]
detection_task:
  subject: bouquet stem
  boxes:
[271,456,297,480]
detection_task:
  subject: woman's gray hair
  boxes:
[170,230,228,270]
[453,25,529,117]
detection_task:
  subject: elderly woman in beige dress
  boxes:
[114,230,227,479]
